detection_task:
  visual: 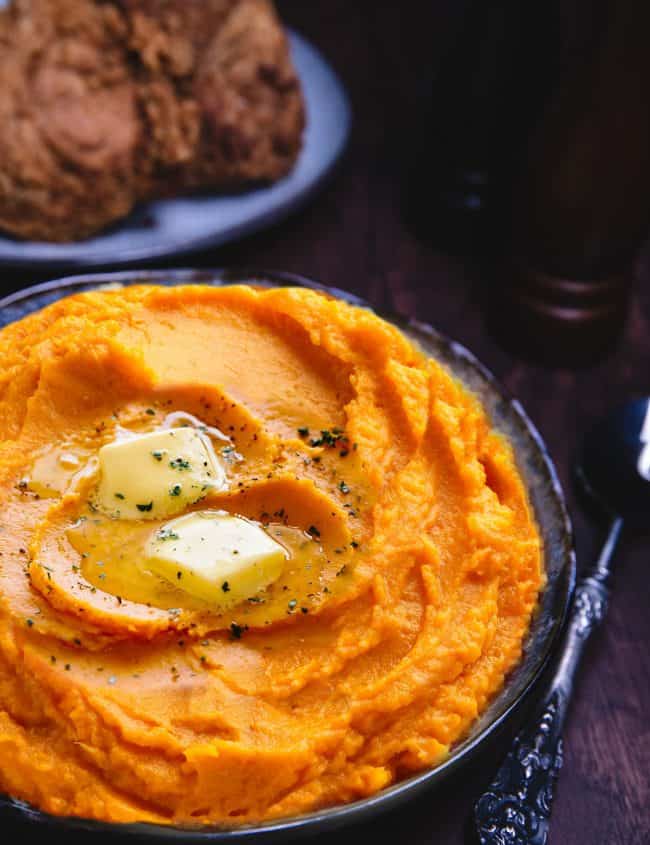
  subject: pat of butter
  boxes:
[144,511,286,606]
[97,428,226,519]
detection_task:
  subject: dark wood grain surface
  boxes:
[2,2,649,843]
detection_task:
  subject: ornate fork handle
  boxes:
[474,516,621,845]
[474,690,564,845]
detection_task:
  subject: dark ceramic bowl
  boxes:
[0,270,576,842]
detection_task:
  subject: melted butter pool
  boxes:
[67,513,349,626]
[26,447,96,498]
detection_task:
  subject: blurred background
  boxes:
[2,1,649,843]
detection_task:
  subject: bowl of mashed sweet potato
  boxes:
[0,270,574,840]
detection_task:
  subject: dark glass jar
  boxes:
[494,0,650,363]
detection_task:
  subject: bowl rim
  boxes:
[0,269,576,842]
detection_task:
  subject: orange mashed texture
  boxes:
[0,284,543,825]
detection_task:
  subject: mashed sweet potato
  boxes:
[0,284,543,825]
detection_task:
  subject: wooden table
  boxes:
[2,2,648,843]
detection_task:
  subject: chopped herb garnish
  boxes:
[309,430,332,447]
[297,427,310,437]
[136,501,153,512]
[301,607,309,614]
[309,429,350,452]
[307,525,321,539]
[221,581,231,593]
[145,408,156,415]
[157,528,179,541]
[351,540,359,549]
[151,450,164,461]
[64,664,71,671]
[114,492,125,500]
[287,599,297,611]
[169,457,191,471]
[176,571,183,580]
[26,618,34,627]
[339,481,350,494]
[169,484,182,497]
[336,565,348,577]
